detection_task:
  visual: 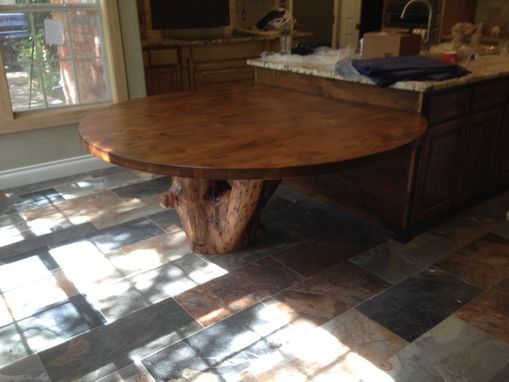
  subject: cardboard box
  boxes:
[362,32,421,59]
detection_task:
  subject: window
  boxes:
[0,0,127,134]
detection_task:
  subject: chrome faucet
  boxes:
[401,0,433,50]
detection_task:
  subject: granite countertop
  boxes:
[247,55,509,93]
[143,31,311,49]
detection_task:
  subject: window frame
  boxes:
[0,0,128,134]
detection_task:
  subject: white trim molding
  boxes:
[0,155,113,190]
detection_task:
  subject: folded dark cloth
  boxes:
[351,55,470,87]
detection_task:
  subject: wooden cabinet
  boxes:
[144,48,182,95]
[413,119,463,221]
[144,40,273,95]
[412,79,509,223]
[494,104,509,184]
[456,108,503,201]
[188,41,269,90]
[191,59,255,89]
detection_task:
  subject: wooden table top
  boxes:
[80,83,427,179]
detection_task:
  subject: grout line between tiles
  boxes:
[35,353,54,382]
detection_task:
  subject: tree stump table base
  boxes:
[160,177,281,254]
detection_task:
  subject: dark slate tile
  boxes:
[142,303,294,382]
[266,261,390,326]
[268,201,377,244]
[39,298,200,382]
[147,209,182,230]
[9,295,105,355]
[112,177,171,199]
[8,188,64,213]
[84,278,151,322]
[350,233,458,284]
[55,168,143,200]
[96,362,156,382]
[175,257,301,326]
[386,315,509,382]
[430,207,505,248]
[262,196,307,224]
[0,354,51,382]
[435,233,509,289]
[272,189,391,242]
[356,268,482,342]
[204,226,298,271]
[0,222,98,260]
[272,228,380,278]
[49,218,165,254]
[126,252,227,304]
[0,322,31,367]
[490,361,509,382]
[457,277,509,344]
[495,221,509,240]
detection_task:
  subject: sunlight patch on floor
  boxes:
[0,256,53,292]
[2,270,78,321]
[114,231,189,273]
[246,307,396,382]
[0,224,24,246]
[49,241,122,290]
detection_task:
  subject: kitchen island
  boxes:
[248,55,509,237]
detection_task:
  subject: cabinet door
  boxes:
[144,48,182,95]
[145,66,181,95]
[191,59,255,90]
[456,108,503,201]
[494,104,509,185]
[412,119,463,222]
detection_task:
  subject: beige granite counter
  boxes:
[143,31,311,49]
[247,55,509,93]
[143,34,277,48]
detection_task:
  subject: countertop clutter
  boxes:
[248,55,509,92]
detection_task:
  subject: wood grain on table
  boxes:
[80,83,427,180]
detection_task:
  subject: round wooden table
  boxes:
[80,83,427,254]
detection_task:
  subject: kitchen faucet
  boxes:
[401,0,433,50]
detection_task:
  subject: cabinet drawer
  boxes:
[427,88,471,125]
[192,60,254,89]
[149,49,179,66]
[472,79,509,112]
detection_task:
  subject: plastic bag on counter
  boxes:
[259,46,355,72]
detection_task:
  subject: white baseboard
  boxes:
[0,155,113,190]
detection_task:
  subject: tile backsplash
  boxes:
[475,0,509,37]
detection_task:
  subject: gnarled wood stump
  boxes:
[160,177,280,254]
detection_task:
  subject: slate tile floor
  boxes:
[0,166,508,382]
